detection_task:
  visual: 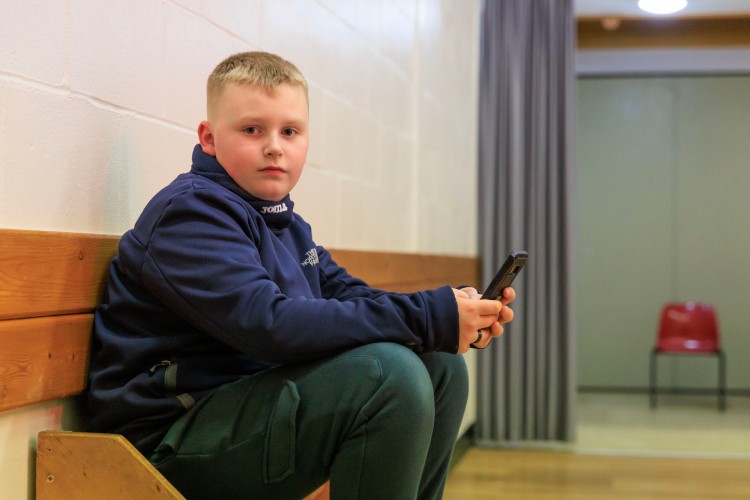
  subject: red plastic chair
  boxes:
[649,302,726,410]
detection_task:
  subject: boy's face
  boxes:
[198,83,309,202]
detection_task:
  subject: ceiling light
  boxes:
[638,0,687,14]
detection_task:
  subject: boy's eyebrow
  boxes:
[236,114,308,126]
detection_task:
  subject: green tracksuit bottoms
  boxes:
[150,342,469,499]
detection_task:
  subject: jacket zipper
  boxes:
[149,360,171,374]
[149,360,178,392]
[164,362,178,392]
[149,359,190,408]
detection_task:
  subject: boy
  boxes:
[87,51,515,499]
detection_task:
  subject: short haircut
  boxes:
[206,51,308,117]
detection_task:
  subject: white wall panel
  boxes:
[577,76,750,391]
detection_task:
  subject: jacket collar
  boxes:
[190,144,295,229]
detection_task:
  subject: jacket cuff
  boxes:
[419,285,460,353]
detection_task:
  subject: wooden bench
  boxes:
[0,228,478,499]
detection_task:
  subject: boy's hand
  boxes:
[452,287,516,353]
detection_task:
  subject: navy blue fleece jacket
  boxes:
[86,145,460,455]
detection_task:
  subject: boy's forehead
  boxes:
[210,82,308,120]
[222,82,307,103]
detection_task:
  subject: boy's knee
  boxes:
[420,352,469,412]
[422,352,469,393]
[355,343,435,416]
[361,343,432,383]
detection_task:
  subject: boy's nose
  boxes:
[264,136,283,157]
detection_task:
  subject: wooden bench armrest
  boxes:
[36,431,185,499]
[36,430,330,499]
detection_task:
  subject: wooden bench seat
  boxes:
[0,228,478,499]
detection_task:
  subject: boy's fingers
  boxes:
[488,321,504,338]
[500,287,516,305]
[473,301,501,331]
[499,306,514,323]
[478,299,503,316]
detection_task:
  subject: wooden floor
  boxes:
[443,447,750,499]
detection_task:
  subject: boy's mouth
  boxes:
[260,166,285,173]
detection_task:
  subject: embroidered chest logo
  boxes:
[260,203,288,214]
[301,248,319,267]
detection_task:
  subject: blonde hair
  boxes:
[206,51,308,117]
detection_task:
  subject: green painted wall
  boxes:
[576,75,750,391]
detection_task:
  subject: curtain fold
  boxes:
[476,0,576,444]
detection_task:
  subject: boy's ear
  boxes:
[198,121,216,156]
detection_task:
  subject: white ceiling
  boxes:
[576,0,750,17]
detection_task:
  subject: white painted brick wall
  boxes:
[69,0,167,115]
[0,0,68,86]
[162,2,238,127]
[0,0,480,496]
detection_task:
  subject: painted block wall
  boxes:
[0,1,481,497]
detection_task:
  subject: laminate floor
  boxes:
[444,447,750,499]
[576,392,750,457]
[444,392,750,499]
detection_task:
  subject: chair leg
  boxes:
[718,350,727,412]
[649,349,658,409]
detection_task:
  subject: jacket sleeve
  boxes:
[139,190,460,364]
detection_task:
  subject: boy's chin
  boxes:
[241,180,297,202]
[249,190,289,202]
[236,176,299,202]
[260,192,288,202]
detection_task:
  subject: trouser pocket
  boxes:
[263,379,300,484]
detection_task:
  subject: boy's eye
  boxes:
[281,128,296,137]
[244,127,258,134]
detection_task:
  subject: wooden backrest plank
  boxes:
[0,230,477,321]
[328,249,479,292]
[0,230,119,320]
[0,314,92,412]
[0,229,478,413]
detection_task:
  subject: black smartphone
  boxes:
[481,250,528,300]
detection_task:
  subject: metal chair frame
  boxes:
[649,346,727,411]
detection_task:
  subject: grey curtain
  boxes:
[476,0,576,444]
